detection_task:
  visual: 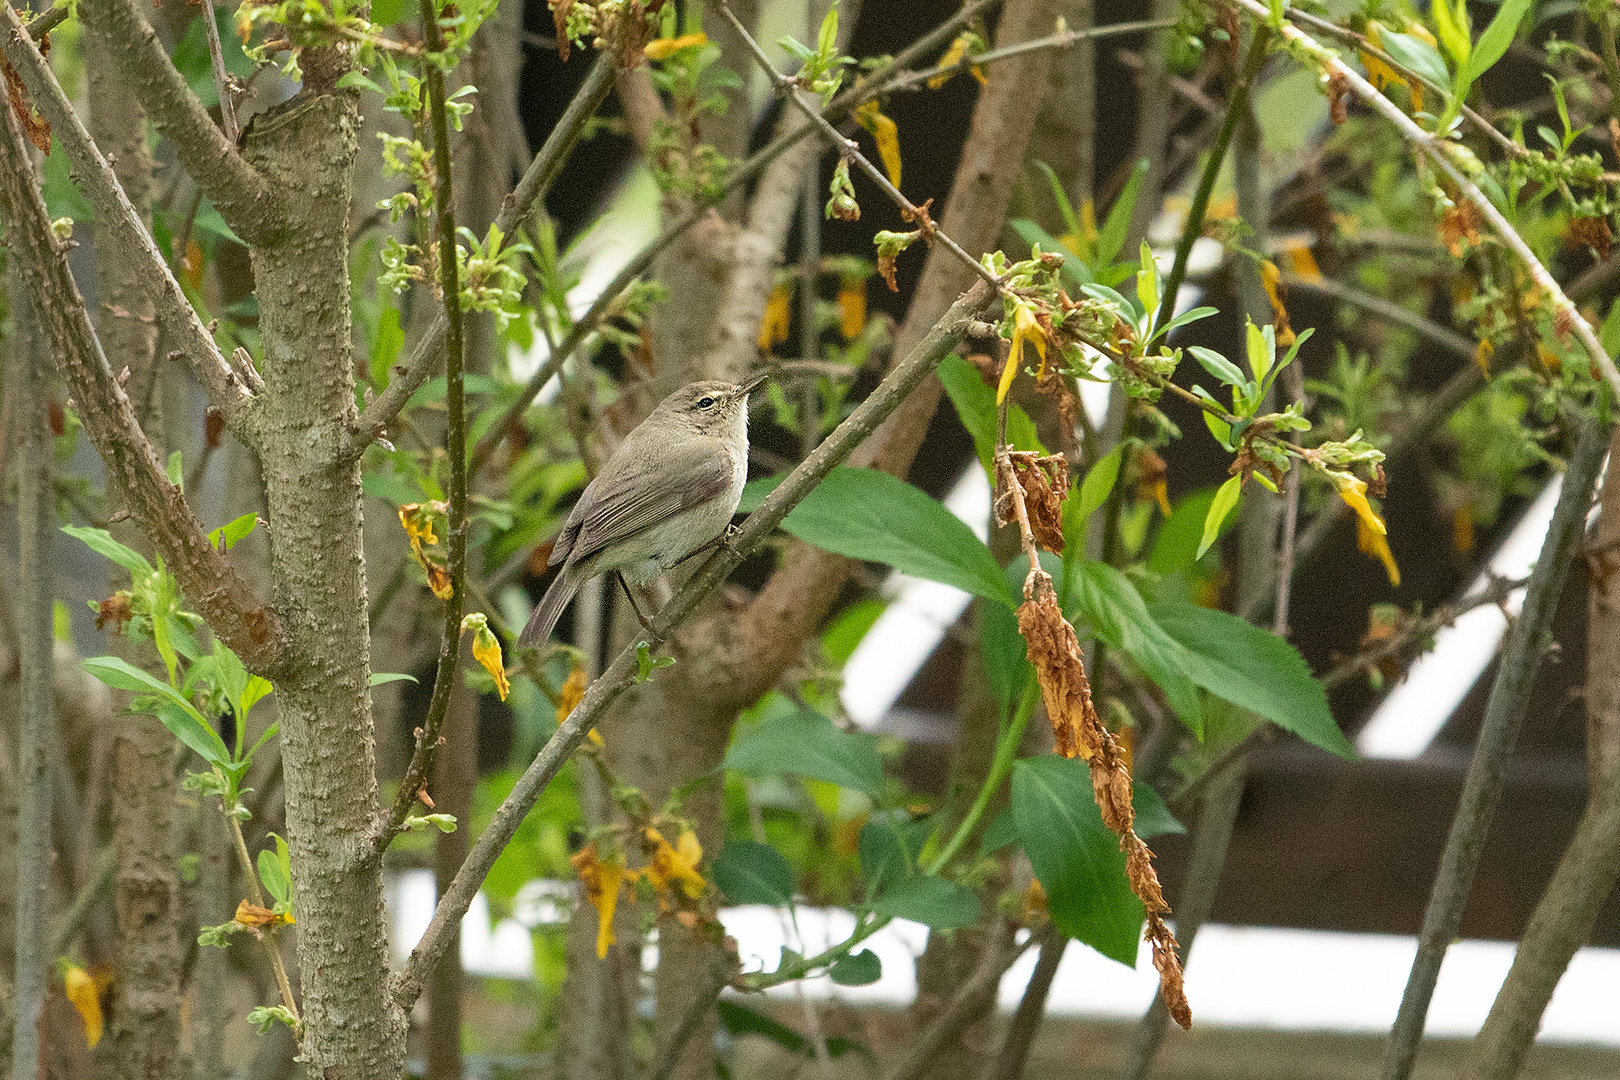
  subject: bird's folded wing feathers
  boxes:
[569,442,734,565]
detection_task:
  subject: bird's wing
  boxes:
[567,439,734,566]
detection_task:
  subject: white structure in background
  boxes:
[387,869,534,980]
[1356,467,1599,760]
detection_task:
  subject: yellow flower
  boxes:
[854,101,902,189]
[1339,478,1401,586]
[997,303,1047,405]
[557,664,587,723]
[1285,241,1322,280]
[644,827,706,900]
[758,283,792,352]
[63,965,102,1048]
[1475,338,1494,375]
[399,502,454,600]
[571,844,626,959]
[462,613,510,701]
[1258,259,1296,347]
[643,32,708,61]
[927,31,986,89]
[838,277,866,340]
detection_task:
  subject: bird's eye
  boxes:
[698,396,715,409]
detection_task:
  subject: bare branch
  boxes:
[889,16,1177,93]
[200,2,239,145]
[0,5,263,435]
[75,0,280,243]
[391,280,997,1011]
[0,73,282,674]
[376,0,473,852]
[1380,417,1608,1080]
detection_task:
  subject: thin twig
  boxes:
[48,846,116,959]
[390,280,998,1011]
[888,18,1178,92]
[23,4,69,39]
[227,812,300,1029]
[200,2,239,144]
[979,930,1065,1080]
[1380,417,1609,1080]
[377,0,472,852]
[1282,273,1478,361]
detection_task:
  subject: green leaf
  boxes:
[938,353,1043,473]
[1098,159,1149,268]
[978,807,1020,855]
[1071,561,1202,734]
[1187,346,1247,389]
[369,672,419,686]
[1602,299,1620,361]
[1431,0,1470,69]
[1197,476,1242,559]
[369,306,405,390]
[1074,445,1123,524]
[1148,487,1219,575]
[370,0,405,25]
[781,468,1015,607]
[336,70,384,94]
[1460,0,1532,87]
[1034,161,1080,237]
[1013,756,1143,965]
[980,600,1031,708]
[1148,600,1355,758]
[207,512,259,552]
[1131,782,1185,839]
[62,525,153,577]
[81,656,230,765]
[167,450,185,490]
[712,841,796,906]
[829,949,883,986]
[858,814,924,893]
[870,875,980,930]
[257,835,291,906]
[1380,28,1451,91]
[1010,218,1091,287]
[737,472,786,512]
[725,708,884,799]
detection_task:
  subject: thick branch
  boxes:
[0,5,262,435]
[0,73,281,674]
[1380,416,1609,1080]
[75,0,280,243]
[391,280,996,1010]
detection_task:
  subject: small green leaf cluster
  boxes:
[67,524,277,816]
[778,3,847,104]
[454,223,534,330]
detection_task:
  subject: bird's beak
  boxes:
[740,373,769,397]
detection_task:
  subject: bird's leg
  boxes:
[616,572,654,630]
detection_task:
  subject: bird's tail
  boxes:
[518,564,584,650]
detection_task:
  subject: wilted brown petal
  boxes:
[1148,913,1192,1029]
[1010,453,1068,554]
[1016,574,1110,763]
[550,0,574,59]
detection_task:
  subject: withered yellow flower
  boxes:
[758,283,793,351]
[838,277,866,340]
[461,613,510,701]
[571,844,626,959]
[927,32,987,89]
[997,303,1047,405]
[644,827,706,900]
[63,965,102,1048]
[854,101,902,189]
[1258,260,1297,347]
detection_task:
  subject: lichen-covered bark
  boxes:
[241,91,404,1078]
[84,15,186,1077]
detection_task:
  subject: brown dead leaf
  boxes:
[1327,68,1349,124]
[1570,216,1612,259]
[1016,573,1111,764]
[876,252,898,291]
[95,591,133,633]
[1148,913,1192,1029]
[1009,453,1068,554]
[233,899,279,929]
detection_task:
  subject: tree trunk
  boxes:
[240,88,405,1078]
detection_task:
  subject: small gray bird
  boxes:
[517,376,764,649]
